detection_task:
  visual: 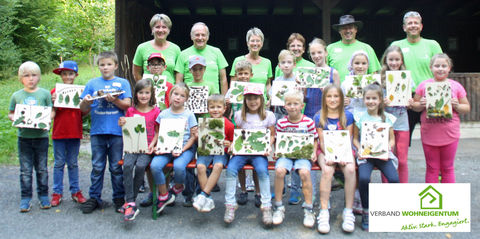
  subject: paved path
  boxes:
[0,139,478,239]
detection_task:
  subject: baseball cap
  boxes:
[243,84,263,96]
[53,61,78,75]
[147,52,166,63]
[188,55,206,69]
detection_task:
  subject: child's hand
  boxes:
[451,98,460,111]
[82,95,94,105]
[51,92,57,103]
[266,99,271,108]
[147,143,155,154]
[105,94,118,103]
[223,140,231,149]
[172,152,181,157]
[311,152,317,163]
[344,97,350,106]
[407,98,414,108]
[419,97,427,108]
[384,97,391,106]
[225,97,231,104]
[264,145,272,156]
[118,117,126,126]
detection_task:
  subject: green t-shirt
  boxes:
[9,88,52,138]
[229,55,273,85]
[186,80,217,95]
[391,38,442,91]
[132,40,181,84]
[175,45,229,94]
[274,57,315,78]
[327,40,381,83]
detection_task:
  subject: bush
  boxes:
[0,0,21,79]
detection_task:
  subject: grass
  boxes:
[0,64,99,165]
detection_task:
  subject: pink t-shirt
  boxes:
[125,106,161,144]
[415,79,467,146]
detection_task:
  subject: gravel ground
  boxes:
[0,138,478,239]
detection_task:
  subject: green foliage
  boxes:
[208,131,224,140]
[208,119,223,130]
[281,144,314,159]
[197,147,211,156]
[0,0,21,79]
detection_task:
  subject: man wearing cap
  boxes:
[391,11,442,144]
[175,22,228,95]
[327,15,381,82]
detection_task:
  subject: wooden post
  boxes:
[312,0,340,44]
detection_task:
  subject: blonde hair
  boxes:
[284,91,304,103]
[207,94,225,106]
[430,53,453,68]
[235,60,252,73]
[241,94,266,121]
[348,50,369,75]
[380,45,406,87]
[318,85,346,129]
[278,49,295,62]
[18,61,41,81]
[97,51,118,65]
[169,82,190,103]
[150,13,172,29]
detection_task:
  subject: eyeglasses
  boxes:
[148,64,164,68]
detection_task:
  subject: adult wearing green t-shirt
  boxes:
[132,14,181,84]
[391,11,442,144]
[230,27,273,93]
[327,15,381,83]
[274,33,315,78]
[175,22,228,95]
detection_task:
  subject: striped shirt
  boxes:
[276,115,318,138]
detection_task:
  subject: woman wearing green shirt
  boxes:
[132,14,181,84]
[274,33,315,78]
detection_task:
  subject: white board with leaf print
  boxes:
[385,71,412,107]
[54,83,85,109]
[185,86,209,114]
[296,67,331,88]
[122,117,148,154]
[360,122,390,160]
[143,74,168,110]
[425,81,453,119]
[232,129,270,155]
[343,74,381,98]
[271,81,298,106]
[197,118,225,156]
[228,82,265,104]
[156,118,186,154]
[275,132,314,159]
[323,130,354,163]
[12,104,52,130]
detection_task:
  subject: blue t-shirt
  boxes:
[314,110,354,130]
[80,76,132,136]
[304,67,335,119]
[155,108,198,146]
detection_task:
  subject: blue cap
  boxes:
[53,60,79,75]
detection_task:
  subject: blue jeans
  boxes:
[89,135,124,203]
[18,137,49,199]
[53,139,81,194]
[358,158,399,209]
[225,155,271,207]
[150,145,196,186]
[197,155,228,166]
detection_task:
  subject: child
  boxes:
[272,91,318,228]
[118,79,160,220]
[412,53,470,183]
[224,84,276,225]
[271,49,296,120]
[342,50,370,115]
[79,51,132,214]
[380,46,411,183]
[149,83,198,214]
[353,83,400,231]
[315,85,356,233]
[186,55,216,95]
[50,61,86,207]
[8,61,52,212]
[193,94,234,212]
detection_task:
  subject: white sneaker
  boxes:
[303,208,315,228]
[272,206,285,225]
[224,204,237,224]
[201,197,215,212]
[342,209,356,232]
[193,194,207,212]
[261,206,273,226]
[317,210,330,233]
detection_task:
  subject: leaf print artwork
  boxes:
[185,86,209,114]
[198,118,225,156]
[342,74,381,98]
[228,82,265,104]
[54,83,85,109]
[296,67,331,88]
[360,122,390,160]
[156,118,186,154]
[232,129,270,155]
[144,74,168,110]
[12,104,52,130]
[122,117,148,154]
[274,133,314,159]
[425,81,452,119]
[323,130,354,163]
[271,81,298,106]
[385,71,412,106]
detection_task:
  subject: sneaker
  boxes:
[317,210,330,234]
[261,206,273,226]
[51,193,62,207]
[362,210,369,231]
[20,198,32,213]
[288,191,302,205]
[303,208,316,228]
[193,194,207,212]
[124,203,139,221]
[237,192,248,205]
[113,198,125,213]
[81,198,99,214]
[183,197,193,207]
[212,184,221,192]
[139,184,146,193]
[71,191,87,204]
[254,194,261,208]
[140,192,153,207]
[201,197,215,212]
[272,206,285,225]
[342,209,356,232]
[157,193,175,214]
[224,204,238,224]
[39,196,51,209]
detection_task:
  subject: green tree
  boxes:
[0,0,21,78]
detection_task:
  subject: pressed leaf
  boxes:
[73,92,80,106]
[234,136,244,151]
[65,95,70,105]
[123,128,131,137]
[167,130,180,137]
[401,72,407,79]
[208,131,224,140]
[388,74,394,84]
[13,116,25,126]
[35,112,42,118]
[38,123,47,129]
[58,94,64,103]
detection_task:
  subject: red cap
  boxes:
[147,53,166,63]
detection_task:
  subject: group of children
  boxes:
[9,35,470,233]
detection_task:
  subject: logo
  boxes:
[419,185,442,210]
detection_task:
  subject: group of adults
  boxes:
[132,11,442,141]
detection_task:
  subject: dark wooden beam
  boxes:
[242,0,248,16]
[268,0,275,15]
[184,0,196,16]
[312,0,340,44]
[213,0,222,16]
[294,0,303,16]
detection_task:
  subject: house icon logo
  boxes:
[419,185,443,210]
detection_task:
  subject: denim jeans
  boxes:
[225,155,271,207]
[89,135,124,203]
[18,137,49,199]
[358,158,399,209]
[53,139,80,194]
[123,153,152,202]
[150,145,196,186]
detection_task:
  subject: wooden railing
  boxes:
[451,73,480,121]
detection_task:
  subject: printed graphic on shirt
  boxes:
[275,132,314,159]
[12,104,52,130]
[198,118,225,156]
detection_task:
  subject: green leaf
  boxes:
[65,94,70,105]
[208,131,224,140]
[35,112,42,118]
[159,136,164,143]
[278,140,286,149]
[13,116,25,126]
[401,72,407,79]
[123,128,131,137]
[327,147,334,153]
[234,136,244,151]
[58,94,64,103]
[401,84,406,92]
[38,122,47,129]
[231,89,242,95]
[167,130,180,137]
[73,92,80,106]
[288,141,293,148]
